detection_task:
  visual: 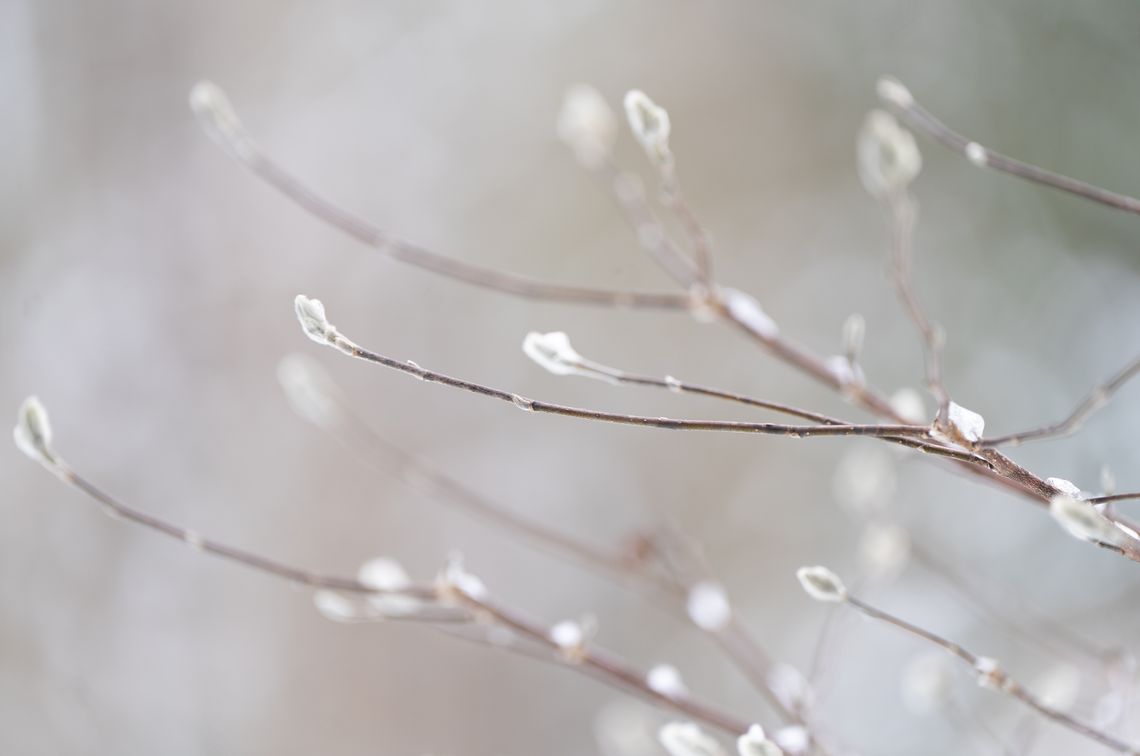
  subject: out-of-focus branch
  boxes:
[876,76,1140,216]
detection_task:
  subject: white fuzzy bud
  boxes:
[857,110,922,200]
[294,295,357,355]
[858,522,911,580]
[824,355,865,390]
[624,90,673,166]
[550,619,584,650]
[1034,663,1081,711]
[313,590,364,623]
[842,313,865,360]
[974,656,1011,691]
[737,724,783,756]
[435,553,488,602]
[594,700,658,756]
[647,664,688,699]
[14,396,57,466]
[937,401,985,446]
[522,331,585,376]
[1045,477,1082,498]
[876,76,914,109]
[1101,465,1117,496]
[686,581,732,632]
[557,84,617,168]
[276,353,342,428]
[1050,494,1122,544]
[965,141,988,167]
[768,663,813,712]
[772,726,809,755]
[720,287,779,339]
[834,445,896,517]
[357,557,411,592]
[189,81,254,160]
[796,566,847,603]
[889,388,927,424]
[658,722,726,756]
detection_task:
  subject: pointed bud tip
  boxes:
[876,76,914,109]
[796,565,847,602]
[14,396,54,465]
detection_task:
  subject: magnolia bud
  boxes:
[796,566,847,602]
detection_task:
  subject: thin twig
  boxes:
[325,331,996,460]
[546,343,992,468]
[600,162,703,289]
[1087,492,1140,506]
[882,193,950,416]
[983,354,1140,447]
[280,355,801,725]
[33,447,756,737]
[844,595,1137,753]
[880,79,1140,216]
[60,464,432,598]
[191,94,692,311]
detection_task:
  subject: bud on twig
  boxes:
[189,81,255,160]
[294,295,358,356]
[796,565,847,603]
[737,724,783,756]
[624,90,673,167]
[658,722,726,756]
[557,84,617,169]
[857,110,921,200]
[13,396,57,467]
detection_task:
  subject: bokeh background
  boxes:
[5,2,1140,754]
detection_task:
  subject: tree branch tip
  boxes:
[876,76,914,109]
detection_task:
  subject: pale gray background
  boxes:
[4,2,1140,754]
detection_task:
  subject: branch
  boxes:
[188,82,691,311]
[876,76,1140,216]
[982,354,1140,447]
[797,566,1138,754]
[13,397,756,738]
[294,296,996,468]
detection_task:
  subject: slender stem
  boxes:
[333,338,995,456]
[39,450,755,737]
[983,354,1140,447]
[54,463,434,599]
[458,592,753,735]
[885,90,1140,216]
[844,595,1136,753]
[1087,492,1140,505]
[213,133,692,310]
[883,193,950,415]
[599,161,703,289]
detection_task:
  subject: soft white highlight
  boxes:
[557,84,617,168]
[658,722,726,756]
[686,581,732,632]
[13,396,55,466]
[624,90,673,166]
[857,109,922,199]
[796,566,847,602]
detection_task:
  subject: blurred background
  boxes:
[5,1,1140,754]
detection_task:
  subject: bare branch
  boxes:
[883,193,950,415]
[877,76,1140,216]
[190,82,692,311]
[826,588,1138,753]
[983,354,1140,447]
[296,296,1001,471]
